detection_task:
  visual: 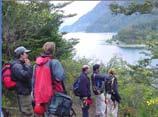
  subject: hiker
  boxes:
[105,69,121,117]
[79,65,92,117]
[91,64,106,117]
[11,46,34,117]
[32,42,65,116]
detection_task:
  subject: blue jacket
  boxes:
[91,73,105,88]
[91,72,105,95]
[79,72,91,98]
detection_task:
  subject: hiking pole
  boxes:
[70,108,76,117]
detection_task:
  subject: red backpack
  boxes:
[2,63,16,89]
[34,57,64,105]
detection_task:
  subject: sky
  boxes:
[52,1,100,28]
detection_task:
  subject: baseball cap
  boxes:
[14,46,31,55]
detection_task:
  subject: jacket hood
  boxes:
[35,56,51,65]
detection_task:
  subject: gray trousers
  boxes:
[17,94,34,117]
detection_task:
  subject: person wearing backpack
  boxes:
[32,42,66,116]
[91,64,106,117]
[105,69,121,117]
[11,46,34,117]
[78,65,92,117]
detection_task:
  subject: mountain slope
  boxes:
[61,1,158,32]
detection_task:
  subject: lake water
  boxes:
[63,32,148,64]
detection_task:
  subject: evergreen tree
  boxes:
[2,1,78,61]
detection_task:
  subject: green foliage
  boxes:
[109,1,158,115]
[107,58,158,117]
[110,0,157,15]
[2,1,158,117]
[61,56,158,116]
[2,1,77,61]
[146,40,158,58]
[111,20,158,44]
[109,0,158,60]
[2,0,78,110]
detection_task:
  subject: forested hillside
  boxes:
[61,1,158,33]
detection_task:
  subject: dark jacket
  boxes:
[105,75,121,103]
[79,72,91,98]
[91,72,105,95]
[11,59,32,95]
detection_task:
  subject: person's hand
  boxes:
[24,59,31,65]
[105,98,109,104]
[83,98,93,105]
[113,102,116,109]
[83,99,88,106]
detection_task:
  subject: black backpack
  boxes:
[73,77,81,96]
[47,92,76,117]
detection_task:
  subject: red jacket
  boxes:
[33,56,64,104]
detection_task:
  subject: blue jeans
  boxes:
[82,105,89,117]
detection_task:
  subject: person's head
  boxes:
[93,64,100,73]
[14,46,31,61]
[42,42,55,55]
[82,65,90,74]
[108,68,116,76]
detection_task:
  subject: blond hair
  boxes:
[43,42,55,55]
[108,68,116,75]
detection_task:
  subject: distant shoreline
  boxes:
[117,44,146,49]
[106,40,146,49]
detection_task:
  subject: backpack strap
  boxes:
[49,60,53,80]
[32,64,37,97]
[92,73,97,90]
[92,73,96,85]
[61,81,67,94]
[92,73,101,95]
[2,62,13,74]
[2,65,10,74]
